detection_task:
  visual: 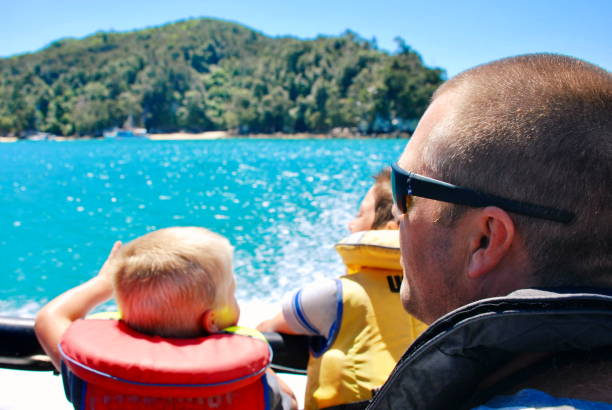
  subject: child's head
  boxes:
[348,167,398,233]
[113,227,239,338]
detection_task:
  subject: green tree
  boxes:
[0,18,445,137]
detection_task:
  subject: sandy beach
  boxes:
[1,128,407,142]
[147,131,231,140]
[144,131,335,140]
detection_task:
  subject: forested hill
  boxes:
[0,18,445,137]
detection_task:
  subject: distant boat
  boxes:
[103,128,148,139]
[25,132,54,141]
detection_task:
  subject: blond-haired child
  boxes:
[35,227,296,409]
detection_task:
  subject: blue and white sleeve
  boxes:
[281,278,341,339]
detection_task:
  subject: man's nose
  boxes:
[392,204,403,222]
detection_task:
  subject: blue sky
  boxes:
[3,0,611,77]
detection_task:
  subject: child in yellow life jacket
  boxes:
[35,227,297,410]
[257,168,427,410]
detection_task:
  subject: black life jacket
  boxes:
[366,288,612,410]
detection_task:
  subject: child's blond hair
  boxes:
[113,227,233,338]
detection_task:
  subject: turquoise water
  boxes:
[0,139,406,317]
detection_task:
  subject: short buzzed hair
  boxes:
[424,54,612,287]
[113,227,233,337]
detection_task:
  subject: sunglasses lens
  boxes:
[391,165,407,214]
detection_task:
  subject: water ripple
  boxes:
[0,138,405,317]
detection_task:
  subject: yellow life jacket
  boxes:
[304,230,427,410]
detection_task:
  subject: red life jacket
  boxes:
[59,319,273,409]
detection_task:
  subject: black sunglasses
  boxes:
[391,163,574,223]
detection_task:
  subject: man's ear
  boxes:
[202,309,219,334]
[467,207,515,279]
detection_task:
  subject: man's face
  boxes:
[397,91,471,324]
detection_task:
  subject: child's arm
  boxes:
[256,312,299,335]
[34,241,122,371]
[258,279,339,337]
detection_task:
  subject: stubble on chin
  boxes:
[401,227,464,325]
[399,275,411,313]
[399,274,432,324]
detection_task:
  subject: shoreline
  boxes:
[0,130,410,143]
